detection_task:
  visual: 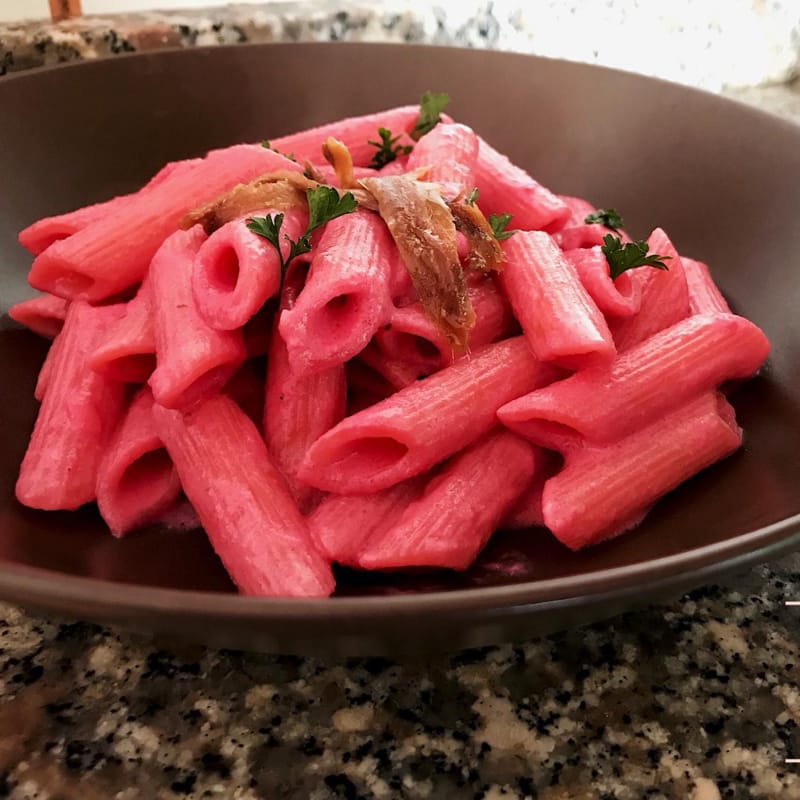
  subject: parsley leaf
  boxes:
[246,186,357,285]
[368,127,413,169]
[306,185,358,232]
[411,91,451,141]
[465,187,479,206]
[601,234,671,280]
[260,139,297,162]
[585,208,624,230]
[488,213,517,241]
[246,213,284,251]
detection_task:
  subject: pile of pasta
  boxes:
[10,102,770,598]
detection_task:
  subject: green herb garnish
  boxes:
[411,91,451,141]
[488,213,517,241]
[601,234,671,280]
[261,139,297,162]
[247,186,357,281]
[368,127,413,169]
[585,208,624,230]
[465,187,479,206]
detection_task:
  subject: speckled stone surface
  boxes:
[0,1,799,90]
[0,50,800,800]
[3,560,800,799]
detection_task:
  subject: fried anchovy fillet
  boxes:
[322,136,357,189]
[179,171,310,233]
[360,174,475,351]
[448,198,504,273]
[181,169,374,233]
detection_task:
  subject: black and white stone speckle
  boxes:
[2,559,800,798]
[0,1,798,90]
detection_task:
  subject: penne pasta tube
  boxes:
[473,137,569,230]
[499,231,616,369]
[153,394,335,597]
[682,256,731,315]
[29,145,302,303]
[564,247,641,318]
[308,477,425,566]
[407,123,479,188]
[499,312,770,446]
[264,326,346,513]
[17,157,203,256]
[90,277,156,384]
[299,336,558,494]
[16,301,126,510]
[8,293,69,339]
[148,228,246,410]
[375,279,514,372]
[192,208,307,331]
[543,392,742,550]
[610,228,690,351]
[359,430,539,570]
[279,211,395,376]
[96,387,182,537]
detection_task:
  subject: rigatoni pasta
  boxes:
[9,95,770,597]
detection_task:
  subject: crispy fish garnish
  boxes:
[448,199,504,273]
[360,175,475,351]
[180,169,373,233]
[179,171,311,234]
[322,137,356,189]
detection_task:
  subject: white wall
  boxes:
[0,0,268,23]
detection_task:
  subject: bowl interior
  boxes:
[1,43,799,602]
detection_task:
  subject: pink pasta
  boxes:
[96,387,181,537]
[609,228,690,351]
[192,209,307,331]
[17,157,202,256]
[12,99,773,596]
[269,105,421,167]
[543,393,742,550]
[299,337,558,494]
[407,123,479,187]
[8,293,69,339]
[499,231,616,369]
[263,327,346,513]
[308,478,424,567]
[28,145,301,303]
[279,211,396,376]
[374,278,513,374]
[564,247,641,318]
[90,277,156,383]
[359,430,539,571]
[16,301,126,510]
[499,313,770,447]
[153,394,334,597]
[682,256,731,315]
[474,137,570,230]
[148,227,246,410]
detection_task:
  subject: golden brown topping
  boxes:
[360,175,475,351]
[180,171,310,234]
[322,137,356,189]
[448,199,504,273]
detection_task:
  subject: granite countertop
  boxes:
[2,6,800,797]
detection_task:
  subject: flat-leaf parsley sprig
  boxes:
[601,234,671,280]
[368,127,413,169]
[246,186,357,281]
[488,213,518,241]
[411,91,451,140]
[584,208,624,230]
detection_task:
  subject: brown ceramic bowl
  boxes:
[1,44,799,655]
